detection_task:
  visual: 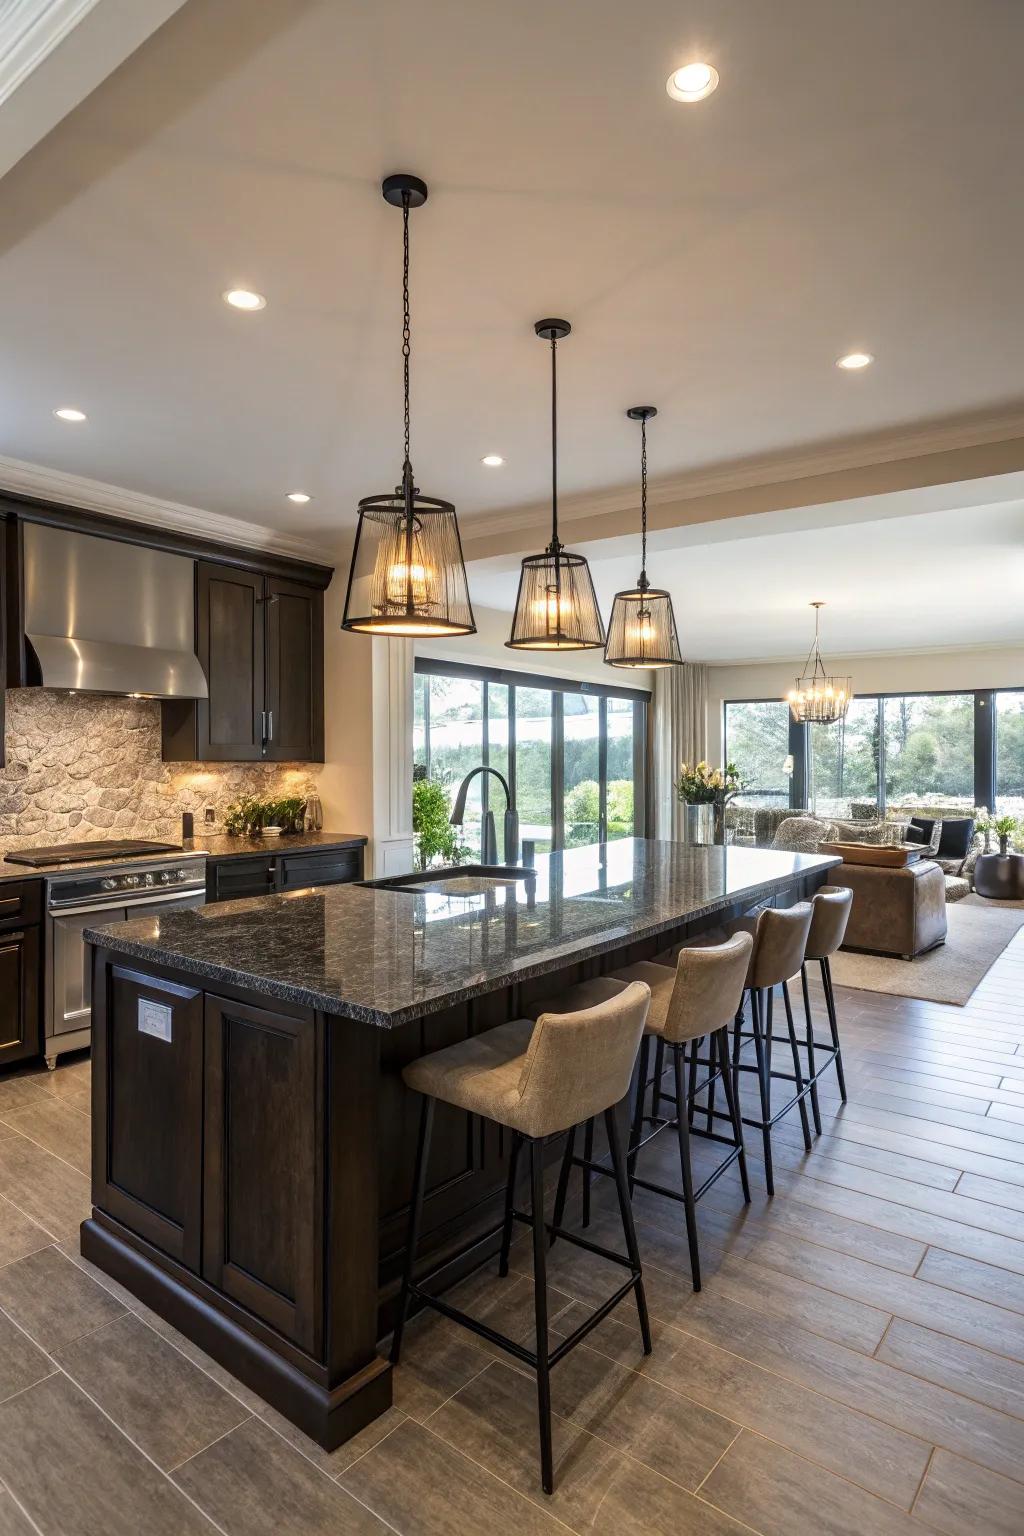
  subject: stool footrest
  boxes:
[511,1209,639,1272]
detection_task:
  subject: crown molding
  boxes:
[704,638,1024,670]
[0,0,98,106]
[0,453,330,564]
[462,404,1024,543]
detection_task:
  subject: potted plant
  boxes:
[412,779,469,871]
[993,813,1016,857]
[677,761,742,846]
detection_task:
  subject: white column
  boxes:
[370,637,415,876]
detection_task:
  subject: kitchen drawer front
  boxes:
[276,848,363,891]
[208,856,276,903]
[0,880,42,932]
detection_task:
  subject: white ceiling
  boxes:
[467,494,1024,662]
[0,0,1022,549]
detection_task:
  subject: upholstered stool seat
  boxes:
[392,983,652,1496]
[530,933,753,1292]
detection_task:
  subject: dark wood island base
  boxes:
[83,842,837,1450]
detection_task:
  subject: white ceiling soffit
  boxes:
[0,0,189,180]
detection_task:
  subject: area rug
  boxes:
[830,898,1024,1005]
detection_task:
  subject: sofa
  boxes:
[765,807,974,902]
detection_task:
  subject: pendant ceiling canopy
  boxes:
[786,602,853,723]
[604,406,683,669]
[506,320,605,651]
[342,174,475,638]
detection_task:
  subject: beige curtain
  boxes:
[653,663,708,839]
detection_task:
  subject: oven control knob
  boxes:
[101,878,116,891]
[177,869,188,881]
[160,871,172,884]
[144,873,155,886]
[125,875,140,888]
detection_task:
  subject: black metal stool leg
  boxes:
[390,1095,435,1365]
[581,1117,595,1229]
[672,1044,702,1291]
[800,964,823,1133]
[651,1037,666,1119]
[628,1034,651,1190]
[499,1129,523,1274]
[530,1138,554,1495]
[550,1124,576,1248]
[716,1026,750,1203]
[687,1038,699,1126]
[781,980,813,1150]
[749,988,775,1196]
[822,957,848,1101]
[604,1106,653,1351]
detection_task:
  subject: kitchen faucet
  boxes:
[449,766,519,865]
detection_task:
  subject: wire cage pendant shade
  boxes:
[605,405,683,668]
[342,174,475,638]
[786,602,853,724]
[507,320,605,651]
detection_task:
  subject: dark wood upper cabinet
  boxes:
[265,574,324,763]
[163,560,325,763]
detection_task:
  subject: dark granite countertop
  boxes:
[84,840,840,1028]
[0,830,367,883]
[187,831,368,860]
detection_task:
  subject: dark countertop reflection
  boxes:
[84,840,840,1027]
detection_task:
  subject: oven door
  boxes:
[48,888,206,1040]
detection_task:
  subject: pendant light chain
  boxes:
[639,414,648,587]
[402,191,412,475]
[549,335,560,551]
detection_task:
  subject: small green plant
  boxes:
[222,794,307,835]
[993,814,1016,838]
[412,779,468,871]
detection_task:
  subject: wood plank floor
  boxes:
[2,943,1024,1535]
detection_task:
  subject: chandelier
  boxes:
[786,602,852,724]
[604,406,683,668]
[342,174,475,638]
[506,320,605,650]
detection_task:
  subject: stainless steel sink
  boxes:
[358,864,536,898]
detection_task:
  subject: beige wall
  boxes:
[707,645,1024,758]
[319,572,376,847]
[417,603,654,690]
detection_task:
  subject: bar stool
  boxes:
[727,902,815,1196]
[391,982,652,1496]
[530,932,753,1294]
[799,885,853,1131]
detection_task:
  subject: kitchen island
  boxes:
[82,839,839,1450]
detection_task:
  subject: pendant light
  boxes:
[786,602,853,724]
[604,406,683,668]
[506,320,605,650]
[342,174,475,637]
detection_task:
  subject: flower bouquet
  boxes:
[677,761,743,845]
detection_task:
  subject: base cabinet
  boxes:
[206,844,365,903]
[0,925,41,1067]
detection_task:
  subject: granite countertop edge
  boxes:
[0,830,368,882]
[85,856,841,1028]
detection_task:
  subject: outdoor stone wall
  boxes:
[0,690,321,850]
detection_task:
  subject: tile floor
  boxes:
[1,949,1024,1534]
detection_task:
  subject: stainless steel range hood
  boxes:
[23,523,208,699]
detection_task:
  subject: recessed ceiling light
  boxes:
[286,491,311,503]
[836,351,874,370]
[53,407,86,422]
[223,288,266,311]
[481,454,505,467]
[666,62,719,102]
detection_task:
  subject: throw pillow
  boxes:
[770,816,838,853]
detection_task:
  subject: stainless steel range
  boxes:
[12,842,208,1068]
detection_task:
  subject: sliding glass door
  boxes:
[415,660,648,858]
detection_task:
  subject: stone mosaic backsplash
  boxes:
[0,690,321,851]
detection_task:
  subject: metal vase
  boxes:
[681,803,716,846]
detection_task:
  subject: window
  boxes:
[723,701,791,807]
[995,691,1024,815]
[883,693,974,817]
[414,659,648,859]
[808,697,880,820]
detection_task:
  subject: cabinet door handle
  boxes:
[267,710,273,742]
[0,898,20,915]
[260,710,267,745]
